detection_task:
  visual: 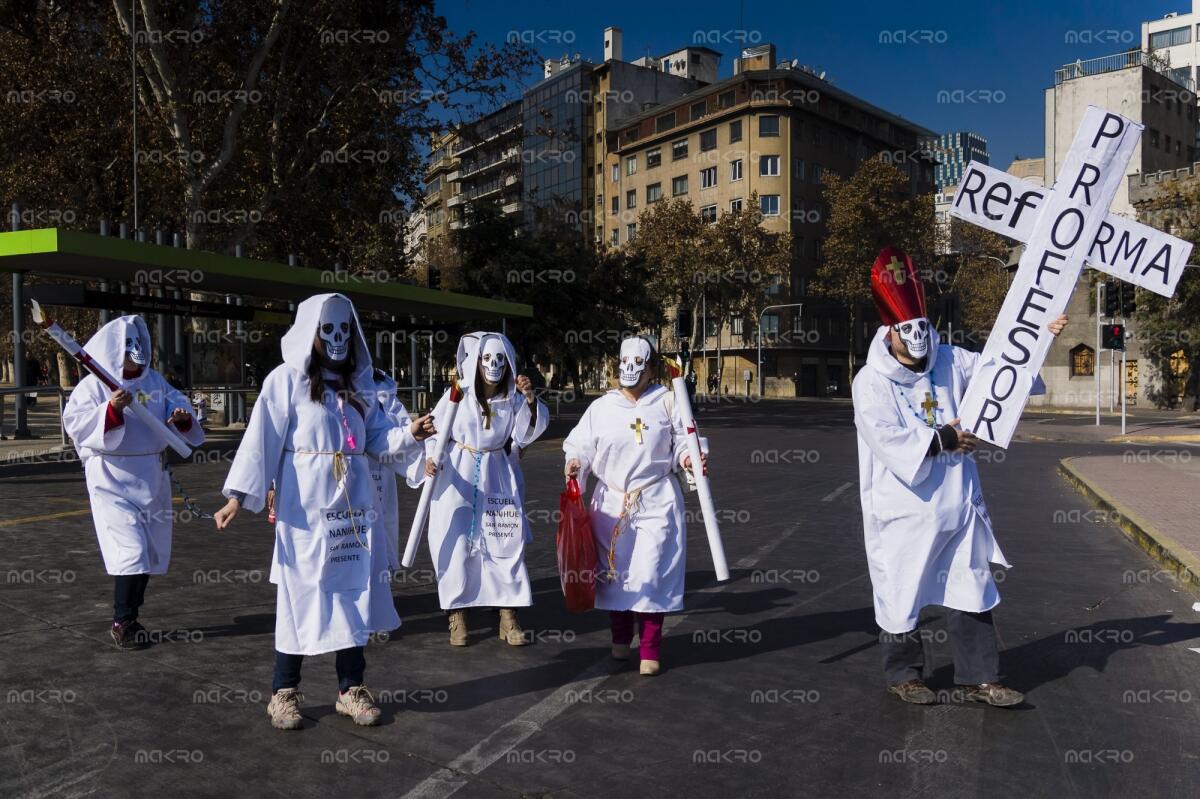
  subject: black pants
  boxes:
[113,574,150,623]
[272,647,365,694]
[880,609,999,686]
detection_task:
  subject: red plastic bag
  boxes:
[556,477,598,613]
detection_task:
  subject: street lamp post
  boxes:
[757,303,803,398]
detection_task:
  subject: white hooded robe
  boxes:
[410,332,549,610]
[366,370,411,571]
[563,384,689,613]
[852,326,1044,634]
[221,294,424,655]
[62,315,205,576]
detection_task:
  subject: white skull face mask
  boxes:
[618,338,652,387]
[317,298,354,363]
[894,317,930,359]
[125,333,148,366]
[480,338,508,384]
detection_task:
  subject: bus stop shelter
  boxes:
[0,227,532,436]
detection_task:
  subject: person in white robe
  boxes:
[366,368,411,571]
[563,336,705,676]
[413,332,548,646]
[853,246,1066,707]
[213,293,433,730]
[62,315,204,650]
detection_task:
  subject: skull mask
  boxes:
[317,297,353,363]
[618,337,652,387]
[894,317,930,359]
[125,333,148,367]
[480,338,508,384]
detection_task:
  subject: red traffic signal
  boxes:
[1102,323,1125,351]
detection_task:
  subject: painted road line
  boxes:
[822,481,853,502]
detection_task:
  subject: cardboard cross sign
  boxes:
[948,105,1193,448]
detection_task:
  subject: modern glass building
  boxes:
[933,131,989,189]
[520,61,593,231]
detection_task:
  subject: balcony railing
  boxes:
[1055,50,1194,92]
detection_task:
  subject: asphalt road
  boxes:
[1,398,1197,798]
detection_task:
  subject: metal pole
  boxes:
[428,331,434,394]
[1109,348,1115,412]
[701,291,708,395]
[409,321,418,409]
[1121,346,1127,435]
[389,315,396,380]
[10,203,31,439]
[131,0,138,231]
[1094,279,1101,426]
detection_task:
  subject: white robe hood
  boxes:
[866,324,941,387]
[281,293,374,393]
[457,331,518,400]
[84,315,154,377]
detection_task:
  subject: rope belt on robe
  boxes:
[286,447,369,550]
[603,470,670,583]
[455,440,507,553]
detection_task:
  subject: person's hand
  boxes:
[110,389,132,411]
[565,458,581,480]
[410,413,436,441]
[682,452,709,475]
[1047,313,1068,336]
[214,497,240,530]
[516,374,535,406]
[425,457,437,477]
[168,407,192,426]
[944,417,978,454]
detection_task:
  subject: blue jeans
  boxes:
[272,647,365,693]
[113,574,149,623]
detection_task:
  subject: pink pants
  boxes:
[610,611,664,660]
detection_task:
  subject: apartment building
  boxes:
[605,44,937,396]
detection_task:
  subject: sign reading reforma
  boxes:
[951,161,1192,297]
[955,106,1148,448]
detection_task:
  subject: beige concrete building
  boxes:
[1006,156,1045,187]
[1032,52,1198,409]
[606,44,936,396]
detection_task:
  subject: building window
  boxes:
[700,166,717,189]
[700,204,717,223]
[626,223,636,241]
[730,119,742,143]
[760,195,780,216]
[1150,128,1160,148]
[1150,25,1191,49]
[700,129,717,151]
[812,163,823,184]
[1166,134,1172,152]
[625,155,637,176]
[672,175,689,196]
[732,317,744,335]
[760,154,780,176]
[611,228,619,246]
[611,196,619,215]
[759,115,780,137]
[596,193,603,207]
[647,148,662,168]
[730,198,744,213]
[647,182,662,203]
[612,164,619,182]
[730,159,743,181]
[626,189,637,209]
[812,125,821,144]
[672,139,689,161]
[1070,343,1095,377]
[718,90,735,109]
[691,101,707,121]
[656,112,676,133]
[793,157,805,179]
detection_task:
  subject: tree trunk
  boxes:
[847,305,857,389]
[56,351,72,388]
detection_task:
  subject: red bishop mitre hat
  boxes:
[870,246,926,326]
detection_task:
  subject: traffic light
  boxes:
[1103,279,1120,317]
[1121,283,1137,315]
[1102,323,1126,351]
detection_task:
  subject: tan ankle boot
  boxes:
[448,609,468,646]
[498,608,527,646]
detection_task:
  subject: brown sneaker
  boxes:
[448,610,468,647]
[961,683,1024,707]
[888,679,937,705]
[267,688,304,730]
[498,608,527,646]
[110,620,150,651]
[336,685,382,726]
[639,659,661,676]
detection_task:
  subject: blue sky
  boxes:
[441,0,1184,167]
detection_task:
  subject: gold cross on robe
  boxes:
[920,392,938,426]
[885,255,906,284]
[480,402,494,430]
[630,417,646,444]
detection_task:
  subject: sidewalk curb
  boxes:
[1105,434,1200,444]
[1058,457,1200,596]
